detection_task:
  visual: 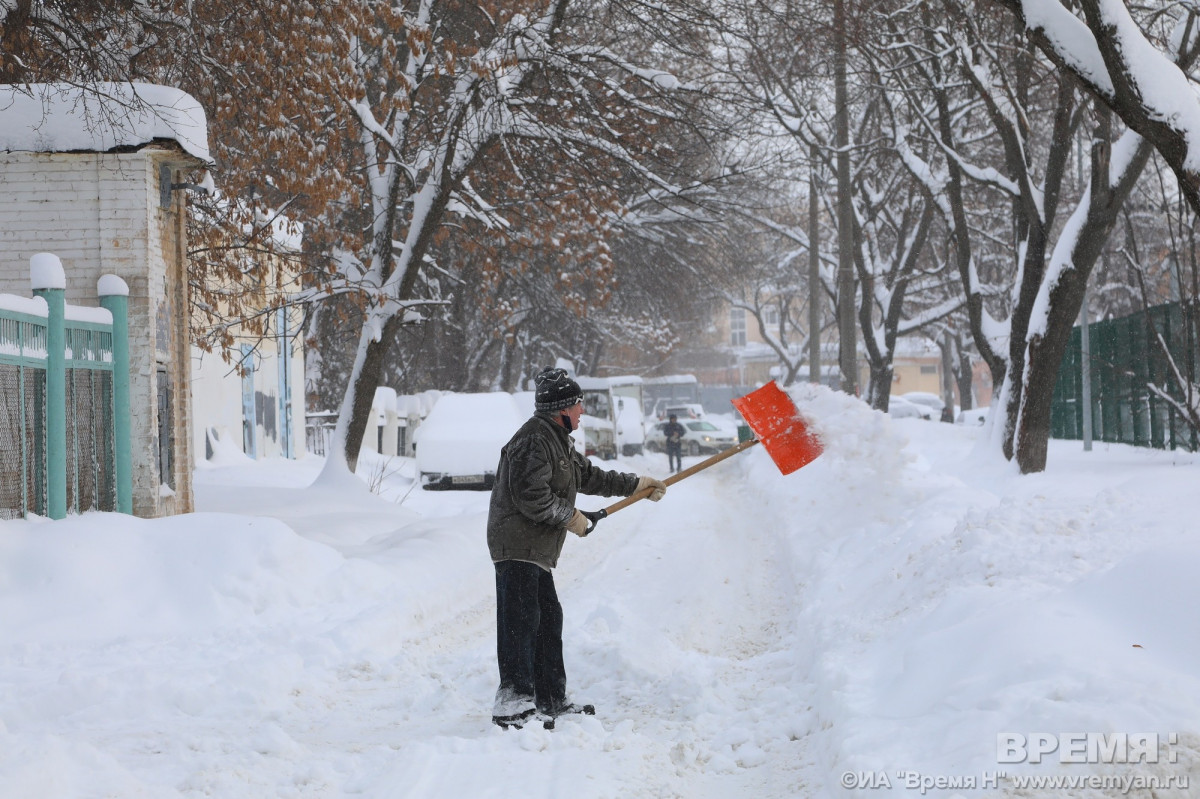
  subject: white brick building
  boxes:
[0,84,210,517]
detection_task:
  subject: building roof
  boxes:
[0,83,211,163]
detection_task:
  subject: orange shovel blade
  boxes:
[732,382,823,475]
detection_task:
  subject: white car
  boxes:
[957,406,989,426]
[887,395,934,420]
[414,393,524,490]
[645,419,738,456]
[899,391,946,417]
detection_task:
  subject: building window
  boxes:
[731,307,746,347]
[763,304,779,328]
[156,367,174,489]
[920,365,938,375]
[240,344,257,459]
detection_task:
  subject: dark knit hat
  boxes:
[534,367,583,411]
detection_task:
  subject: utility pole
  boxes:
[1077,120,1093,452]
[1080,282,1093,451]
[809,142,822,385]
[834,0,857,395]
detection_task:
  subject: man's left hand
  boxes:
[567,509,589,536]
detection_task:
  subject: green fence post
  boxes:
[32,253,67,520]
[99,275,132,514]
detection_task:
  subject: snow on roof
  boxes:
[0,83,211,163]
[645,374,697,385]
[890,338,939,358]
[576,377,610,391]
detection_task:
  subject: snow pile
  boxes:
[0,512,360,645]
[785,382,915,487]
[200,424,256,468]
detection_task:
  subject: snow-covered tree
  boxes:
[196,1,700,476]
[991,0,1200,217]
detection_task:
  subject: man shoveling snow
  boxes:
[486,367,667,730]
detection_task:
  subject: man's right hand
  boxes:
[567,509,589,536]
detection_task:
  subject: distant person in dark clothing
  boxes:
[663,413,686,473]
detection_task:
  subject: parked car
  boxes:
[645,418,738,456]
[957,406,989,426]
[414,392,524,490]
[899,391,946,416]
[887,395,934,420]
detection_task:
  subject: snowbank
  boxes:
[0,512,355,644]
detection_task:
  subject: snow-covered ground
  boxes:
[1,385,1197,798]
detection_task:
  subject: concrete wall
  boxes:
[0,147,200,517]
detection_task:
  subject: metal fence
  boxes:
[1051,301,1199,451]
[305,413,337,456]
[0,312,48,519]
[65,323,116,514]
[0,257,131,519]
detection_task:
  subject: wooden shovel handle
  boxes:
[603,437,760,516]
[579,438,760,534]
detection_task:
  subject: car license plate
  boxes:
[451,474,484,484]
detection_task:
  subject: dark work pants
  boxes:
[666,442,682,472]
[494,560,566,714]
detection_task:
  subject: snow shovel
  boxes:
[581,382,822,532]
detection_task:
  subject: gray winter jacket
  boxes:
[487,412,639,570]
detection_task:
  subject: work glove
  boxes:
[636,475,667,502]
[567,509,589,537]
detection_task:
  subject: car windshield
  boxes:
[688,421,719,431]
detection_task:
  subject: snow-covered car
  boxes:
[957,406,989,426]
[645,419,738,456]
[414,392,524,490]
[899,391,946,416]
[887,396,934,420]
